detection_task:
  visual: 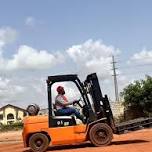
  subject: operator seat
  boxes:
[52,104,76,125]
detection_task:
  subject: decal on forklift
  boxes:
[57,120,70,126]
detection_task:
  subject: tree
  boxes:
[141,76,152,114]
[121,76,152,119]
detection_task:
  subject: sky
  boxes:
[0,0,152,109]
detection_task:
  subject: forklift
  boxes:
[22,73,152,152]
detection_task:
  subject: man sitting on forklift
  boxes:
[55,86,84,122]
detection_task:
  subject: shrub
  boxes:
[0,122,23,132]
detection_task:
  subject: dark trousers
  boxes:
[57,107,83,121]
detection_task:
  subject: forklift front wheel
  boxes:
[89,123,113,147]
[29,133,49,152]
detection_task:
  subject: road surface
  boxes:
[0,129,152,152]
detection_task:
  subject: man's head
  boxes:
[56,86,65,95]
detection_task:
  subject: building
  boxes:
[0,104,27,125]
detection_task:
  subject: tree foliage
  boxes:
[121,76,152,117]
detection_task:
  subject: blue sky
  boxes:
[1,0,152,53]
[0,0,152,108]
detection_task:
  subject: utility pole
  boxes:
[112,55,119,102]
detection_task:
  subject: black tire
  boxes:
[89,123,113,147]
[29,133,49,152]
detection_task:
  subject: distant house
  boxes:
[0,104,27,125]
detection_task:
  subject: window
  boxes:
[7,113,14,120]
[52,82,82,103]
[0,114,3,120]
[52,82,83,114]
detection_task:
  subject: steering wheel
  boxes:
[73,97,83,108]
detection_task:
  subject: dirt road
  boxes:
[0,129,152,152]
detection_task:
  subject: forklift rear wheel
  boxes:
[29,133,49,152]
[89,123,113,146]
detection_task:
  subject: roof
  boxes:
[0,104,26,112]
[47,74,78,83]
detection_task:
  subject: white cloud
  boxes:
[0,27,17,50]
[67,39,120,79]
[0,26,64,71]
[130,49,152,63]
[0,45,65,70]
[0,77,25,101]
[25,17,36,27]
[0,39,125,106]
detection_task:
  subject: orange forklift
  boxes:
[22,73,152,152]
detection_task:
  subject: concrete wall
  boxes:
[110,102,124,117]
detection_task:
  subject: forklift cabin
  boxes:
[47,73,115,130]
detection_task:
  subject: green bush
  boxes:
[0,122,23,132]
[121,76,152,119]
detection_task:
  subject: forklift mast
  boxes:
[84,73,116,130]
[85,73,103,113]
[84,73,152,133]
